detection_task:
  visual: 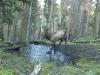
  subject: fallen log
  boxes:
[5,40,52,52]
[5,40,62,52]
[5,46,21,52]
[31,63,41,75]
[29,40,52,45]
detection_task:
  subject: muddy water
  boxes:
[20,44,70,64]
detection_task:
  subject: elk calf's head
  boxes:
[43,26,51,40]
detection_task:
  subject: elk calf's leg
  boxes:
[58,40,63,48]
[52,42,56,54]
[65,38,67,45]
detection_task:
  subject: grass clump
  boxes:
[39,62,55,75]
[76,59,100,75]
[0,61,14,75]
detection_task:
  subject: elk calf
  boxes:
[43,27,67,53]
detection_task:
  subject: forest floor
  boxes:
[0,41,100,75]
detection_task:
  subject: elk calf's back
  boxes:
[51,30,65,41]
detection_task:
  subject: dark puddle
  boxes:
[19,44,74,65]
[19,43,100,65]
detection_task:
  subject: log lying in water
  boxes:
[29,40,52,45]
[5,40,51,52]
[5,46,21,52]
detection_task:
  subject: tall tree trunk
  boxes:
[26,2,32,42]
[0,0,4,40]
[96,0,100,38]
[68,0,82,41]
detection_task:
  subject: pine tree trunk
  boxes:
[96,0,100,38]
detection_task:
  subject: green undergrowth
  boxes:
[0,47,14,75]
[0,41,100,75]
[0,63,14,75]
[76,59,100,75]
[39,59,100,75]
[73,36,100,43]
[0,45,32,75]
